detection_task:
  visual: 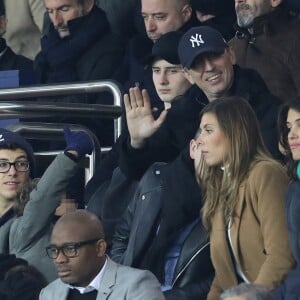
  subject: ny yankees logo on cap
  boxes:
[189,33,204,48]
[178,26,228,69]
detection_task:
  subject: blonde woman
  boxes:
[193,96,294,300]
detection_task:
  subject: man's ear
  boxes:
[83,0,94,14]
[270,0,282,8]
[228,47,236,65]
[181,4,192,23]
[183,69,195,85]
[96,239,107,257]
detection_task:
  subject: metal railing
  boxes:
[0,80,123,141]
[0,80,123,182]
[8,122,101,184]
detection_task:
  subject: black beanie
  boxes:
[0,129,36,177]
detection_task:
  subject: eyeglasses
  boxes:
[0,160,30,173]
[46,238,101,259]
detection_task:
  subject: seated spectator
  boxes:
[3,0,44,60]
[119,26,282,183]
[35,0,124,85]
[229,0,300,103]
[111,133,214,299]
[273,100,300,300]
[0,129,36,227]
[220,283,272,300]
[113,0,198,109]
[33,0,125,147]
[0,0,33,72]
[0,254,47,300]
[0,127,93,283]
[191,0,236,40]
[148,31,192,109]
[193,97,294,299]
[40,210,165,300]
[86,31,193,249]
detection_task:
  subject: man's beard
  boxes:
[236,3,255,28]
[56,26,71,38]
[55,8,85,38]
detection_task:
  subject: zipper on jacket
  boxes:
[171,242,210,287]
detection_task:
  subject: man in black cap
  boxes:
[119,26,282,180]
[178,26,235,102]
[0,128,36,227]
[149,31,192,109]
[85,31,193,250]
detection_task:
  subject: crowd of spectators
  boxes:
[0,0,299,299]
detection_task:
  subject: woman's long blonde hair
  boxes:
[196,97,272,231]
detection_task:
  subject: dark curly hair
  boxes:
[278,99,300,180]
[13,178,39,217]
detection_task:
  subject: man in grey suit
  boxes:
[40,210,165,300]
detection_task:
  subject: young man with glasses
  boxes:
[0,127,94,283]
[0,128,35,227]
[41,210,165,300]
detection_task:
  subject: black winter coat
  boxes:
[119,65,282,180]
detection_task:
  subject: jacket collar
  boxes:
[96,257,117,298]
[53,258,116,299]
[234,6,288,39]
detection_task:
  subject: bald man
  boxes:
[40,210,165,300]
[113,0,196,109]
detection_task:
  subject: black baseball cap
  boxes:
[146,31,183,66]
[178,26,228,69]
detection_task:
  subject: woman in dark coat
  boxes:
[273,100,300,300]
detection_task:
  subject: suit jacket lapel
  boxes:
[51,279,70,299]
[97,258,117,300]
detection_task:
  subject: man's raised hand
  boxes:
[124,87,168,149]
